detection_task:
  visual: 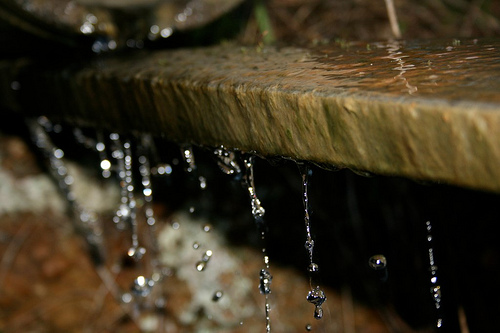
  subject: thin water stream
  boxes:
[7,115,499,332]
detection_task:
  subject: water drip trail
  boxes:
[27,117,104,265]
[298,163,327,321]
[242,155,272,333]
[110,134,146,262]
[426,221,443,329]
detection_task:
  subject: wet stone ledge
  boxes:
[2,38,500,192]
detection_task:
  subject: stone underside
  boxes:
[2,38,500,192]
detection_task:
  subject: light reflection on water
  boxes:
[310,39,500,101]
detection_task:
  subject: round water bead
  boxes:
[131,276,154,297]
[212,290,224,302]
[202,224,212,233]
[193,241,200,249]
[305,323,312,331]
[368,254,387,270]
[121,292,133,303]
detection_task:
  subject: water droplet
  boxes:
[307,287,326,307]
[54,148,64,159]
[131,276,154,297]
[196,261,206,272]
[121,292,133,303]
[181,145,196,173]
[259,269,272,294]
[100,159,111,170]
[193,242,200,249]
[189,206,195,214]
[368,254,387,270]
[308,263,319,273]
[202,224,212,233]
[214,146,242,175]
[96,142,105,152]
[305,323,312,331]
[199,176,207,189]
[172,221,180,229]
[155,297,166,309]
[212,290,223,301]
[128,246,146,261]
[304,239,315,251]
[313,306,323,320]
[11,80,20,90]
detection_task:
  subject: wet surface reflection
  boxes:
[311,38,500,102]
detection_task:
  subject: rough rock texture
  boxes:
[2,39,500,192]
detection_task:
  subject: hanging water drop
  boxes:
[214,145,242,176]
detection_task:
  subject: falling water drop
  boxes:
[369,254,388,282]
[121,292,133,304]
[199,176,207,189]
[128,246,146,261]
[131,275,154,297]
[368,254,387,270]
[196,261,207,272]
[212,290,224,302]
[195,250,213,272]
[307,287,326,320]
[308,263,319,273]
